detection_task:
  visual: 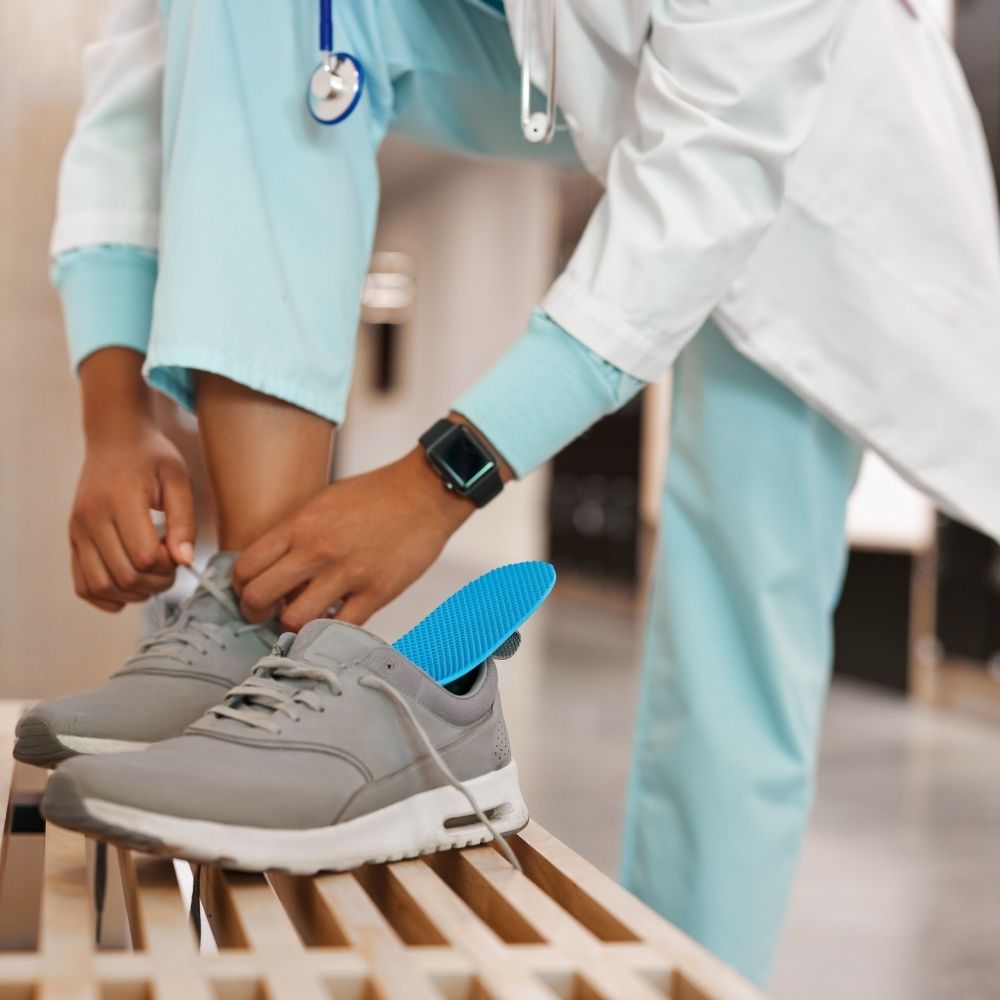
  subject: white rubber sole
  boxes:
[58,735,152,755]
[79,760,528,874]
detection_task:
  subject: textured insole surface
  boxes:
[392,562,556,685]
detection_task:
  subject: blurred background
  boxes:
[1,1,999,997]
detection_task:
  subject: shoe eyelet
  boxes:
[386,662,394,670]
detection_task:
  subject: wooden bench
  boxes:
[0,701,766,1000]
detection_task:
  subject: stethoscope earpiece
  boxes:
[523,111,551,144]
[307,0,365,126]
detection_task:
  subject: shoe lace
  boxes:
[209,655,522,871]
[360,674,521,871]
[211,655,339,731]
[125,563,270,667]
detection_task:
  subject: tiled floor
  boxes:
[376,570,1000,1000]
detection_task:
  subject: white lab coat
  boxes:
[507,0,1000,542]
[53,0,1000,541]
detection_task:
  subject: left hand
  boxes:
[232,447,474,629]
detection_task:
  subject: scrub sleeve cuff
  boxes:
[52,246,158,370]
[453,308,646,478]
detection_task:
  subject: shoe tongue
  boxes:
[289,619,388,668]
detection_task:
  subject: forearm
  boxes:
[79,348,155,441]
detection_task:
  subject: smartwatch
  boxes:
[419,418,504,508]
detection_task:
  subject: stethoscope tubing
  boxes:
[319,0,334,52]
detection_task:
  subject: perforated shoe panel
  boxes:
[392,562,556,686]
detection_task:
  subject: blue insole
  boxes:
[392,562,556,685]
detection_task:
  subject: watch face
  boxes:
[435,427,496,490]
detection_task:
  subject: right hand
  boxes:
[70,421,197,612]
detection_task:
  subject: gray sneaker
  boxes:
[15,552,277,768]
[41,618,527,873]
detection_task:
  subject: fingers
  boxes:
[71,497,175,607]
[232,528,291,596]
[91,519,174,596]
[72,537,128,611]
[115,494,175,576]
[71,543,123,612]
[333,592,379,627]
[238,550,314,623]
[279,567,354,631]
[158,462,197,566]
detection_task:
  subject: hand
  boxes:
[233,447,474,629]
[70,420,196,612]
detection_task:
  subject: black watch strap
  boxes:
[420,419,504,508]
[418,418,456,451]
[468,461,504,507]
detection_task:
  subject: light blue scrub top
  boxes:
[54,246,644,477]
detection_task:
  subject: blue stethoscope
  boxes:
[307,0,559,143]
[306,0,365,125]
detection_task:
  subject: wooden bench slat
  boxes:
[455,846,669,1000]
[39,825,98,1000]
[202,868,327,1000]
[514,822,767,1000]
[0,702,23,883]
[311,871,446,1000]
[215,871,304,953]
[117,850,213,1000]
[118,851,195,956]
[387,859,564,1000]
[430,852,544,945]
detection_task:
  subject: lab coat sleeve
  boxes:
[50,0,163,369]
[50,0,164,256]
[543,0,847,382]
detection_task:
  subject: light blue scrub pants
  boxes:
[151,0,864,984]
[620,322,863,984]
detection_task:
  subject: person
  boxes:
[24,0,1000,984]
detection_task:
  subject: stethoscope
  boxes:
[307,0,559,144]
[306,0,365,125]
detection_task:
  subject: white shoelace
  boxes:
[360,674,522,871]
[212,655,335,732]
[211,655,522,870]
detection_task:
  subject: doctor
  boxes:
[50,0,1000,984]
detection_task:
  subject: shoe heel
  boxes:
[439,761,530,846]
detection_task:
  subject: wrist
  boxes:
[84,404,158,447]
[79,348,155,442]
[401,446,475,533]
[446,411,514,483]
